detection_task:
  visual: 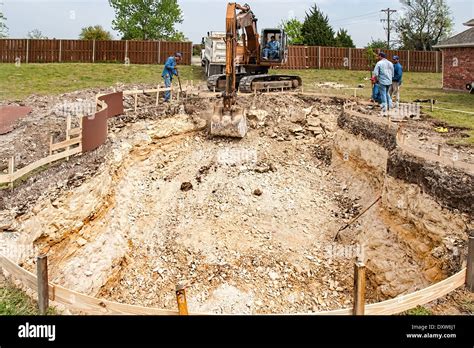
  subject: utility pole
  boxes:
[381,8,397,49]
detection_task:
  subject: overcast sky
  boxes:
[2,0,473,47]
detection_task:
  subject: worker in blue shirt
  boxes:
[162,52,182,102]
[389,55,403,106]
[263,36,280,60]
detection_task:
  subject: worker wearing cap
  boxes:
[263,36,280,60]
[390,55,403,107]
[373,52,394,113]
[162,52,182,102]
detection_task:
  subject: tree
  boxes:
[334,29,355,48]
[109,0,184,41]
[27,29,47,39]
[366,38,389,50]
[301,5,336,46]
[0,5,8,38]
[79,25,113,40]
[396,0,453,51]
[279,18,304,45]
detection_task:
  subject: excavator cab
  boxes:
[260,29,288,64]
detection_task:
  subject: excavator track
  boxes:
[207,74,302,93]
[239,74,302,93]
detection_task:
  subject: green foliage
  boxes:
[364,47,378,72]
[396,0,453,51]
[405,306,433,315]
[109,0,184,41]
[193,44,204,57]
[168,31,187,42]
[366,38,389,50]
[0,5,8,38]
[27,29,47,39]
[301,5,336,46]
[335,29,355,48]
[0,282,56,315]
[279,18,304,45]
[79,25,113,40]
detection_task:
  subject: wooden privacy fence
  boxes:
[280,46,441,73]
[0,39,192,65]
[1,39,441,72]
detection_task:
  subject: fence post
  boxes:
[353,259,366,315]
[59,40,62,63]
[125,40,129,62]
[175,284,189,315]
[435,51,439,73]
[467,229,474,292]
[348,48,352,70]
[158,41,161,64]
[305,46,309,69]
[37,255,49,315]
[26,39,29,64]
[318,46,321,69]
[407,50,410,72]
[92,40,96,63]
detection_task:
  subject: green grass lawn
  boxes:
[0,63,203,100]
[0,281,56,315]
[1,63,472,144]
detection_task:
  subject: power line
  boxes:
[380,8,397,49]
[331,11,380,24]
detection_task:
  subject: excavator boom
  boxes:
[209,2,302,138]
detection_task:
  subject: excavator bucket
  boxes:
[210,105,248,138]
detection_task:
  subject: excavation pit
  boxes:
[1,91,471,314]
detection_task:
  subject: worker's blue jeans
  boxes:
[163,74,172,101]
[372,84,381,103]
[378,83,392,112]
[263,48,279,60]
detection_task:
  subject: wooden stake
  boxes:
[49,136,53,156]
[37,255,49,315]
[437,144,442,156]
[467,230,474,292]
[430,99,434,112]
[66,115,71,161]
[156,85,160,107]
[8,157,14,188]
[134,93,138,112]
[353,260,366,315]
[175,284,189,315]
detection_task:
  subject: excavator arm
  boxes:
[210,2,250,138]
[223,2,258,109]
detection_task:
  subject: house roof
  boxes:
[434,26,474,48]
[463,19,474,27]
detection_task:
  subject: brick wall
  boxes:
[442,47,473,91]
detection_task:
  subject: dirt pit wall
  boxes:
[334,110,472,289]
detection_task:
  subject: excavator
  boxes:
[209,2,302,138]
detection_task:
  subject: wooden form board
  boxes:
[0,252,467,316]
[50,137,81,152]
[364,269,466,315]
[0,147,82,185]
